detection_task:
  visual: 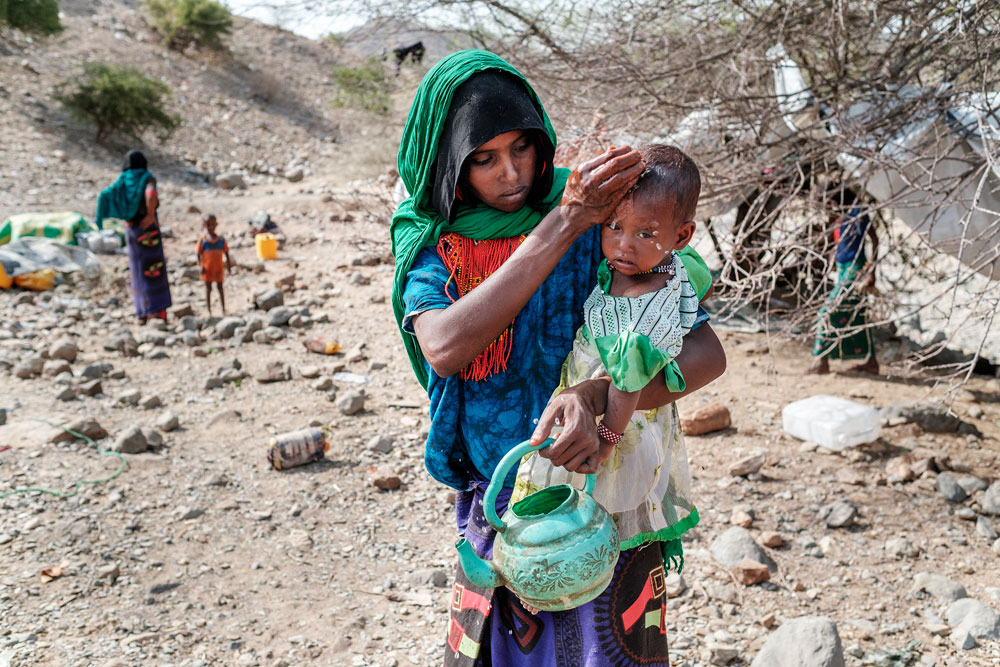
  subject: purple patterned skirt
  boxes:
[126,223,172,319]
[446,481,671,666]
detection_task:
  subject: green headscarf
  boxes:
[95,168,153,230]
[390,49,568,389]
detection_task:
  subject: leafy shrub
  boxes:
[55,63,181,143]
[145,0,232,50]
[331,58,391,115]
[3,0,63,34]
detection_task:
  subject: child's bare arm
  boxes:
[225,251,234,272]
[602,384,640,437]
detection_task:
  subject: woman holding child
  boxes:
[391,50,725,665]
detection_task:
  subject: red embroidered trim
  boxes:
[436,232,527,381]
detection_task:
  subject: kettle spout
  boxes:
[456,538,503,589]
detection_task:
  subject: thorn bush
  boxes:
[55,63,181,144]
[144,0,232,51]
[2,0,63,34]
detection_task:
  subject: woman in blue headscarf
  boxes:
[96,150,172,322]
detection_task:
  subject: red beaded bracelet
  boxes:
[597,420,622,445]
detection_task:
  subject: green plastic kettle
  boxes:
[456,438,620,611]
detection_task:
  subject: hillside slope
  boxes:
[0,0,405,221]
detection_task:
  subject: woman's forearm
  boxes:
[412,208,587,377]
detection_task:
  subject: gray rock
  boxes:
[53,371,74,385]
[42,359,72,378]
[710,526,776,571]
[13,356,44,378]
[220,369,245,384]
[141,330,168,346]
[976,517,998,541]
[956,474,988,494]
[819,499,858,528]
[182,331,201,346]
[56,386,77,401]
[79,362,113,378]
[214,317,244,339]
[288,313,307,327]
[267,307,294,327]
[112,426,148,454]
[351,251,381,266]
[96,562,119,583]
[946,598,1000,639]
[285,166,304,183]
[882,402,963,433]
[104,331,139,357]
[993,538,1000,554]
[750,616,845,667]
[179,315,200,331]
[143,428,164,448]
[981,482,1000,516]
[216,172,247,190]
[299,365,320,379]
[251,330,269,344]
[156,412,179,432]
[245,317,265,334]
[117,389,142,406]
[911,573,967,602]
[204,376,223,390]
[936,472,969,503]
[311,377,333,391]
[728,451,766,477]
[140,395,162,409]
[77,379,103,397]
[263,326,285,341]
[256,362,291,383]
[48,339,78,361]
[367,435,394,454]
[337,391,365,416]
[951,628,977,650]
[955,507,977,520]
[254,288,284,311]
[884,537,919,559]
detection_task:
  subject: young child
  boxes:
[515,144,714,571]
[196,214,232,315]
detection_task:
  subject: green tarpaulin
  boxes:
[0,211,91,246]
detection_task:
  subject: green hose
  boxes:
[0,418,128,499]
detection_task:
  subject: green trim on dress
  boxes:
[813,259,873,360]
[583,326,685,393]
[618,506,700,573]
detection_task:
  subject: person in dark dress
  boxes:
[96,150,172,322]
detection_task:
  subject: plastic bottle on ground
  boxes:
[267,428,329,470]
[781,394,881,450]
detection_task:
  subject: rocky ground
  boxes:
[0,0,408,222]
[0,173,998,667]
[3,1,1000,666]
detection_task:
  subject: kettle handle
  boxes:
[484,438,597,533]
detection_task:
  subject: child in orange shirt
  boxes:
[197,214,233,315]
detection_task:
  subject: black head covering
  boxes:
[122,150,148,172]
[431,70,555,222]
